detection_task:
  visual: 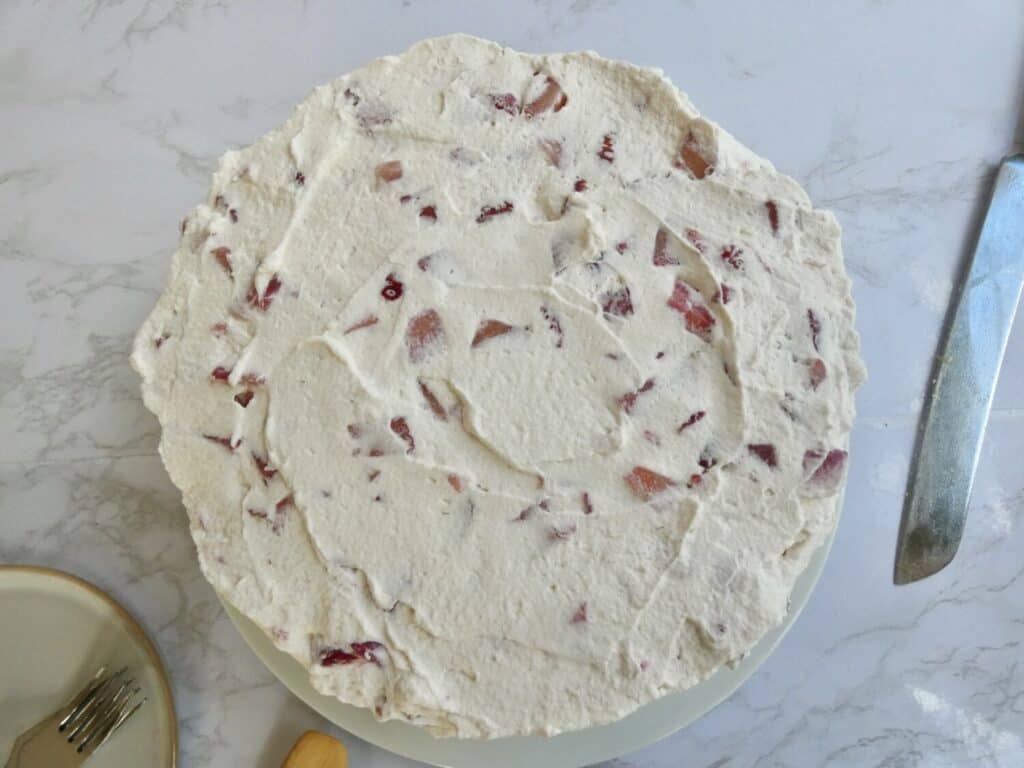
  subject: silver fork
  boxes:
[4,667,145,767]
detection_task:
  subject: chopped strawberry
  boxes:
[685,228,707,254]
[491,93,520,115]
[653,227,679,266]
[512,506,533,522]
[643,430,661,446]
[416,255,432,271]
[375,160,403,183]
[618,378,655,413]
[234,390,255,408]
[247,275,282,311]
[615,240,629,254]
[719,284,733,304]
[600,286,634,317]
[238,372,264,386]
[720,245,744,270]
[447,474,463,492]
[540,305,564,348]
[667,280,715,341]
[675,132,714,179]
[369,469,381,482]
[597,133,615,163]
[154,332,171,348]
[809,358,827,390]
[524,76,568,118]
[748,443,778,468]
[698,448,717,472]
[548,523,577,541]
[294,171,306,186]
[686,473,702,489]
[211,246,233,277]
[808,309,822,351]
[203,434,239,451]
[211,322,228,336]
[390,416,415,453]
[343,314,379,335]
[406,308,445,363]
[419,205,437,221]
[252,452,277,480]
[476,201,514,223]
[320,641,385,667]
[381,273,404,301]
[805,449,848,490]
[582,492,594,515]
[765,200,780,234]
[211,366,232,382]
[229,208,238,223]
[538,138,562,168]
[677,410,706,433]
[624,466,675,500]
[472,319,515,347]
[417,379,447,420]
[571,602,589,624]
[276,494,293,513]
[573,178,588,193]
[400,193,416,204]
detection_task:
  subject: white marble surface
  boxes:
[2,1,1023,765]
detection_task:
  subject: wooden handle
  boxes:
[281,731,348,768]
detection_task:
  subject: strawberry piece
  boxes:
[343,315,379,335]
[581,492,594,515]
[369,469,381,482]
[294,171,306,186]
[643,430,661,446]
[600,286,634,317]
[417,379,448,421]
[320,641,385,667]
[808,309,822,351]
[211,322,228,336]
[698,448,717,472]
[491,93,520,115]
[719,284,733,304]
[618,378,654,413]
[548,523,577,541]
[685,228,707,254]
[597,134,615,163]
[524,76,568,118]
[675,132,714,179]
[203,434,239,451]
[677,410,706,433]
[154,332,171,348]
[419,205,437,221]
[653,227,679,266]
[417,255,432,271]
[571,602,589,624]
[538,138,562,168]
[239,372,264,386]
[390,416,415,453]
[540,305,564,348]
[512,506,533,522]
[229,208,238,223]
[625,466,675,500]
[247,275,282,311]
[615,240,629,254]
[476,201,514,223]
[720,245,744,270]
[765,200,779,234]
[686,473,702,489]
[805,449,848,490]
[809,358,827,390]
[748,443,778,468]
[276,494,293,513]
[234,390,255,408]
[573,178,588,192]
[472,319,515,347]
[375,160,403,183]
[667,280,715,341]
[447,474,463,492]
[252,452,277,480]
[400,193,416,204]
[381,273,404,301]
[211,246,233,277]
[211,366,232,382]
[406,309,444,363]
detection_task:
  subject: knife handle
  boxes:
[895,155,1024,584]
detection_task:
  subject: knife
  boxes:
[894,155,1024,585]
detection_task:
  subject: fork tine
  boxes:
[65,670,127,741]
[58,667,108,730]
[78,685,144,754]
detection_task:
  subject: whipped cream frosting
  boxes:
[133,34,865,738]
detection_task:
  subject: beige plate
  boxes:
[222,493,840,768]
[0,566,177,767]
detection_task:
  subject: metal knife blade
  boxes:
[894,155,1024,585]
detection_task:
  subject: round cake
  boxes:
[133,34,865,738]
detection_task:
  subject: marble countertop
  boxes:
[2,1,1023,765]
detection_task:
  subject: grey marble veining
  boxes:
[1,1,1023,765]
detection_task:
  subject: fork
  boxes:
[4,667,145,767]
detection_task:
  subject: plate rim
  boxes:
[0,564,179,767]
[220,492,842,768]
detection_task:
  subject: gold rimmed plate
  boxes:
[0,565,177,767]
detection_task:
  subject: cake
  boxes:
[133,34,865,738]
